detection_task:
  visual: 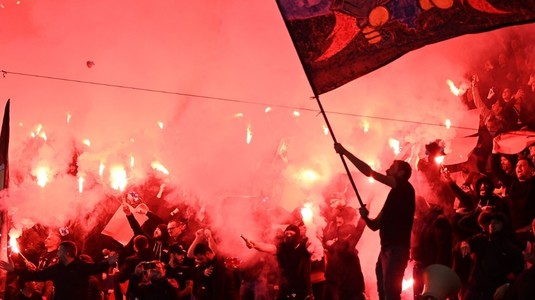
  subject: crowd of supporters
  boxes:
[2,30,535,300]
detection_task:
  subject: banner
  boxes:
[276,0,535,94]
[0,100,10,294]
[492,130,535,154]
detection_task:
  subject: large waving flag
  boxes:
[0,100,9,291]
[276,0,535,94]
[0,100,9,190]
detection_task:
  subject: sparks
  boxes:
[151,161,169,175]
[445,119,452,129]
[130,155,135,168]
[264,107,271,113]
[293,111,300,117]
[246,124,253,144]
[109,166,127,192]
[234,113,244,118]
[82,139,91,147]
[322,124,329,135]
[67,114,72,123]
[158,121,164,129]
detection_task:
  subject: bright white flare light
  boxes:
[110,166,127,191]
[402,278,414,291]
[301,203,314,224]
[296,169,319,187]
[434,155,445,165]
[99,161,105,177]
[34,167,49,187]
[246,125,253,144]
[445,119,452,129]
[362,120,370,133]
[8,229,22,253]
[151,161,169,175]
[78,176,84,194]
[388,138,400,155]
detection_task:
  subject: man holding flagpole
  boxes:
[334,143,415,300]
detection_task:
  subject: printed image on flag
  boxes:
[276,0,535,94]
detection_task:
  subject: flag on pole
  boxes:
[0,100,9,190]
[492,130,535,154]
[276,0,535,95]
[0,99,10,294]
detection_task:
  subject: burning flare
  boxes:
[447,79,469,96]
[151,161,170,175]
[388,138,400,155]
[301,203,314,224]
[33,166,50,187]
[99,161,105,177]
[110,166,127,191]
[78,176,84,194]
[445,119,452,129]
[362,120,370,133]
[246,125,253,144]
[8,229,21,253]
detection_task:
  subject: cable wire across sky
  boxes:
[1,69,479,131]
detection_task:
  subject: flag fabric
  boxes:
[0,100,10,190]
[0,100,10,286]
[492,130,535,154]
[276,0,535,95]
[101,204,148,246]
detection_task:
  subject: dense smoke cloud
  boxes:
[1,1,534,298]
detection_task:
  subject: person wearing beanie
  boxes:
[243,224,314,300]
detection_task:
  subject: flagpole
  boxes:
[312,93,365,208]
[275,2,364,208]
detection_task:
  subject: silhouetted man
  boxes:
[335,143,415,300]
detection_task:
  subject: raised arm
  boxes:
[334,143,396,188]
[241,235,277,255]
